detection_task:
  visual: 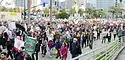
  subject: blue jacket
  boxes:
[55,41,62,50]
[122,31,125,36]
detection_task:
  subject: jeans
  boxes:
[7,50,13,59]
[41,45,47,56]
[32,52,38,60]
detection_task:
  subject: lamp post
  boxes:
[50,0,52,21]
[115,0,118,20]
[24,0,26,20]
[27,0,31,21]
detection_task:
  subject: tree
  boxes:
[9,8,13,12]
[84,8,94,18]
[93,9,106,18]
[52,9,57,16]
[108,6,124,18]
[69,8,75,16]
[55,11,70,19]
[1,7,7,12]
[78,9,84,16]
[44,8,49,17]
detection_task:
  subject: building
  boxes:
[15,0,25,8]
[96,0,115,11]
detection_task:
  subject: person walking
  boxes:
[55,40,62,59]
[97,28,101,40]
[71,38,82,60]
[32,42,40,60]
[118,28,123,42]
[60,43,68,60]
[113,29,117,40]
[41,40,47,57]
[81,32,87,48]
[6,39,13,59]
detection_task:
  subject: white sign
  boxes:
[8,22,16,30]
[14,38,24,50]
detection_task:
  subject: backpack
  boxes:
[48,40,55,48]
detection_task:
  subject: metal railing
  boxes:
[72,37,125,60]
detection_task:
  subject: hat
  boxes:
[73,38,77,41]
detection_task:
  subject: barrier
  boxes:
[72,37,124,60]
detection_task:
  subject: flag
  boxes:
[14,38,24,50]
[25,36,37,53]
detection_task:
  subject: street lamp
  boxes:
[50,0,52,21]
[24,0,26,20]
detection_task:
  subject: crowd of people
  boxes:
[0,20,124,60]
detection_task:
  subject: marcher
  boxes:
[55,40,62,59]
[71,38,82,60]
[6,39,13,59]
[60,43,68,60]
[32,42,40,60]
[41,40,47,57]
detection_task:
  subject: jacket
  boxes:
[60,46,68,57]
[34,43,41,52]
[122,30,125,36]
[55,41,61,50]
[7,41,13,51]
[71,42,82,55]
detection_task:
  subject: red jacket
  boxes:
[60,46,68,57]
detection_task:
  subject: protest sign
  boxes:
[8,22,16,30]
[14,38,24,50]
[25,36,37,53]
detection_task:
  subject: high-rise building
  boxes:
[97,0,115,10]
[15,0,26,8]
[15,0,42,9]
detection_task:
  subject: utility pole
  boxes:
[24,0,26,20]
[27,0,31,21]
[50,0,52,21]
[115,0,118,20]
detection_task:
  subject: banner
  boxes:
[25,36,37,53]
[14,38,25,50]
[10,12,17,16]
